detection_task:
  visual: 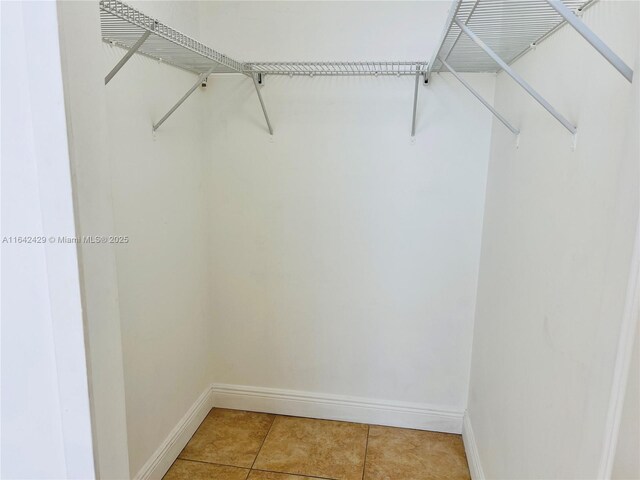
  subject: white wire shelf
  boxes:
[100,0,631,136]
[430,0,595,74]
[244,62,428,76]
[100,0,428,78]
[100,0,244,75]
[99,0,430,134]
[427,0,633,137]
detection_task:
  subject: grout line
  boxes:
[161,458,179,480]
[267,412,364,426]
[175,406,214,462]
[219,407,460,434]
[361,424,370,480]
[175,457,251,470]
[173,408,467,480]
[250,414,277,470]
[247,415,338,480]
[250,467,337,480]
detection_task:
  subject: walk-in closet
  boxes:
[2,1,638,479]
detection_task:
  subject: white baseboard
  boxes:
[134,386,215,480]
[211,383,463,434]
[462,412,485,480]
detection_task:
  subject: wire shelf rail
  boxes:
[244,62,428,76]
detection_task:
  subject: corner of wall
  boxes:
[462,412,485,480]
[598,219,640,478]
[56,1,131,477]
[133,386,215,480]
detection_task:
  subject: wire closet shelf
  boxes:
[100,0,633,137]
[100,0,428,77]
[424,0,639,137]
[245,62,427,76]
[100,0,244,75]
[429,0,595,75]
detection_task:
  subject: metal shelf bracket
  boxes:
[252,73,274,136]
[105,30,151,84]
[454,18,577,135]
[545,0,633,82]
[440,58,520,136]
[152,67,215,132]
[411,65,421,137]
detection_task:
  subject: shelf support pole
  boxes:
[545,0,633,82]
[440,58,520,136]
[411,65,421,136]
[454,18,577,135]
[153,67,214,132]
[252,73,273,135]
[105,30,151,85]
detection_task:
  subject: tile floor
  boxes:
[164,408,471,480]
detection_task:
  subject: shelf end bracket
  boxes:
[440,57,520,136]
[455,18,577,135]
[545,0,633,83]
[105,30,151,85]
[252,73,273,135]
[152,67,214,132]
[411,64,421,137]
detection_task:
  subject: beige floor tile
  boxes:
[247,470,316,479]
[363,425,471,480]
[179,408,275,468]
[253,416,368,480]
[163,459,249,480]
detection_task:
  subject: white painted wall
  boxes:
[1,2,94,478]
[55,2,640,477]
[8,0,638,478]
[612,315,640,480]
[85,1,498,473]
[57,1,132,477]
[197,1,450,61]
[56,1,214,477]
[467,1,639,478]
[199,1,495,413]
[102,2,213,477]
